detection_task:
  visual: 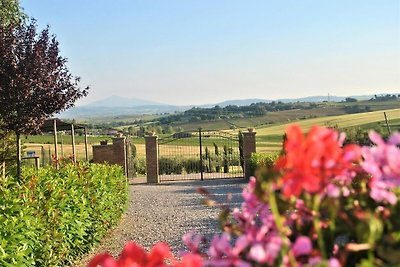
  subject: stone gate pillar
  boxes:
[93,137,128,176]
[145,134,159,184]
[113,137,128,177]
[243,128,256,179]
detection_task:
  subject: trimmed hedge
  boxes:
[248,152,279,176]
[158,155,242,175]
[0,162,128,266]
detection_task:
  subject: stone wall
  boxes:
[93,137,127,175]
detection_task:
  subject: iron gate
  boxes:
[158,129,244,181]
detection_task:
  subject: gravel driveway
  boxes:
[75,178,246,266]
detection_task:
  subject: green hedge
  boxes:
[158,155,242,175]
[248,152,279,176]
[0,162,128,266]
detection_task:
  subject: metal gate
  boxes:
[158,129,244,181]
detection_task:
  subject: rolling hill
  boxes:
[59,94,397,119]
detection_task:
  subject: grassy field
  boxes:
[24,135,146,145]
[172,105,346,131]
[256,108,399,136]
[252,108,400,152]
[75,100,400,132]
[22,106,400,164]
[155,100,400,132]
[74,114,161,124]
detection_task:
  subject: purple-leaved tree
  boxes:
[0,19,88,178]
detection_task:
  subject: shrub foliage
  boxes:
[0,162,127,266]
[248,152,279,176]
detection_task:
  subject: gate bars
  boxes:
[157,129,244,181]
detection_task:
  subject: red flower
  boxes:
[275,125,360,197]
[88,241,202,267]
[175,254,203,267]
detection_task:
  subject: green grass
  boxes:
[74,114,162,124]
[23,105,400,156]
[355,118,400,131]
[164,100,400,132]
[337,99,400,110]
[256,108,400,136]
[256,134,284,142]
[172,105,345,131]
[24,135,147,145]
[159,136,239,147]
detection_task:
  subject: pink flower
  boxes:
[291,236,312,258]
[182,232,204,253]
[329,257,341,267]
[208,233,232,258]
[362,131,400,204]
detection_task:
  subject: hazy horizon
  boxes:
[21,0,400,106]
[81,92,400,107]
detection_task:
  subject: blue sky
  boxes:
[21,0,399,106]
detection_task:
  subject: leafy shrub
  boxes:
[248,152,279,176]
[182,158,201,174]
[159,157,183,175]
[132,157,147,176]
[159,155,242,175]
[0,162,127,266]
[343,126,388,146]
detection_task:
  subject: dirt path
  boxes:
[75,178,246,266]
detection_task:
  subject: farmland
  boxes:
[256,108,400,135]
[85,99,399,133]
[23,107,400,160]
[254,108,399,151]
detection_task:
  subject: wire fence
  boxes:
[158,130,243,181]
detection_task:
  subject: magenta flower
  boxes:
[291,236,312,258]
[182,232,204,254]
[362,131,400,204]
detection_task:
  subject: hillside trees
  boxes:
[0,20,88,177]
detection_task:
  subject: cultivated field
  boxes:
[252,108,400,151]
[146,100,400,132]
[256,108,400,135]
[23,107,400,164]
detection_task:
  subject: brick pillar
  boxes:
[93,137,128,177]
[243,129,256,179]
[145,135,159,184]
[112,137,127,176]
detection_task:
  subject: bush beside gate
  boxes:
[0,162,128,266]
[158,154,242,175]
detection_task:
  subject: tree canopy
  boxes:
[0,19,88,177]
[0,20,88,135]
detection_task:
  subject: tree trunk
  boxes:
[16,132,21,179]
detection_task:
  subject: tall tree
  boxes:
[0,20,88,178]
[0,0,25,175]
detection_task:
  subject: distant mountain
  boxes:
[86,95,165,107]
[210,99,269,107]
[58,105,191,118]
